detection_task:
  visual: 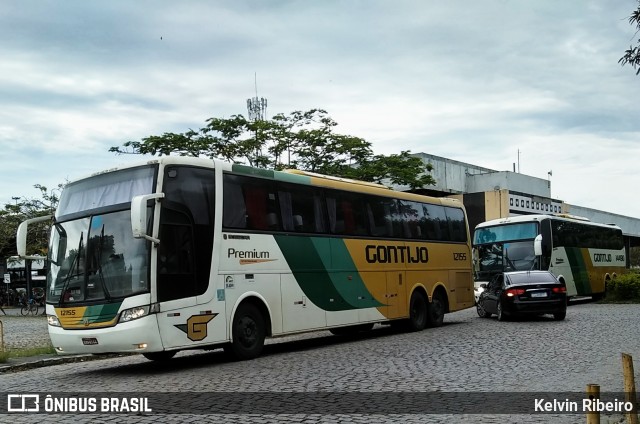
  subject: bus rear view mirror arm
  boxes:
[131,193,164,245]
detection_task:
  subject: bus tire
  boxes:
[143,351,177,361]
[227,302,266,360]
[427,290,446,328]
[406,291,428,331]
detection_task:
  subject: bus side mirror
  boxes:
[131,193,164,244]
[534,234,543,256]
[16,215,52,259]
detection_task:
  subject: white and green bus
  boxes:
[473,214,625,299]
[18,157,473,361]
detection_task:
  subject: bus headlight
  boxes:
[119,305,151,323]
[47,314,61,327]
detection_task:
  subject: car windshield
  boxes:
[507,272,557,285]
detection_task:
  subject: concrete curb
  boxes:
[0,353,131,374]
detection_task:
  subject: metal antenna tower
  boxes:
[247,73,267,121]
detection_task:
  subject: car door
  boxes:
[482,274,503,314]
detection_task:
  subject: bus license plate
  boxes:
[531,292,547,298]
[82,338,98,345]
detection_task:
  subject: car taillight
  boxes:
[552,287,567,294]
[505,288,526,297]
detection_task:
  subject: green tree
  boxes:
[620,1,640,74]
[0,184,60,259]
[110,109,435,189]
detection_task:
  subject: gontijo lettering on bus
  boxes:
[365,245,429,264]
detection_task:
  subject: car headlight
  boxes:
[47,314,61,327]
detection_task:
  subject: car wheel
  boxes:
[553,310,566,321]
[476,302,491,318]
[497,301,508,321]
[226,302,266,360]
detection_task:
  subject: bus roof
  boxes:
[475,214,622,231]
[67,156,464,210]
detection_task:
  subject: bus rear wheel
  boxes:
[226,302,266,360]
[427,291,446,327]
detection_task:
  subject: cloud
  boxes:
[0,0,639,222]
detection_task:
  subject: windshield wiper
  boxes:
[94,224,111,301]
[58,231,83,307]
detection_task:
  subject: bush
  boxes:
[607,272,640,302]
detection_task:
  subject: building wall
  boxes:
[408,152,640,239]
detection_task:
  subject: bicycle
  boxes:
[20,298,39,316]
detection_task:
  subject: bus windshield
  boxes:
[474,222,538,244]
[477,241,536,273]
[474,222,539,276]
[48,166,155,303]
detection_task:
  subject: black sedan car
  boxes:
[476,271,567,321]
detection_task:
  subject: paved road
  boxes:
[0,302,638,423]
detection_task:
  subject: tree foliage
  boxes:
[620,1,640,75]
[110,109,435,189]
[0,184,61,260]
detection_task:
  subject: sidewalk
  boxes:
[0,307,97,373]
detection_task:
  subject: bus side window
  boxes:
[277,183,326,233]
[223,176,247,229]
[444,206,467,242]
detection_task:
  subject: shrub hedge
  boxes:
[606,271,640,302]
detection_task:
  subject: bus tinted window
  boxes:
[474,222,538,244]
[423,203,449,241]
[398,201,425,240]
[223,174,280,231]
[223,172,468,243]
[326,191,368,236]
[445,206,467,242]
[277,183,326,233]
[551,220,623,250]
[366,197,400,237]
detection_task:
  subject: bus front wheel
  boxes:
[406,291,428,331]
[226,302,266,360]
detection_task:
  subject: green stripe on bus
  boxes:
[232,164,274,178]
[274,235,383,311]
[83,302,122,323]
[274,172,311,185]
[565,247,591,295]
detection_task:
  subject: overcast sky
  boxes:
[2,0,640,219]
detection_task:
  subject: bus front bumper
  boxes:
[48,315,164,355]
